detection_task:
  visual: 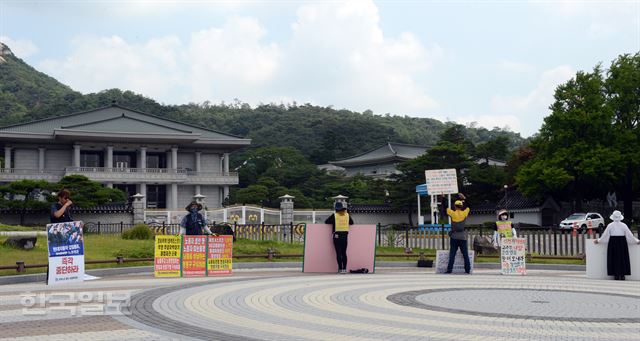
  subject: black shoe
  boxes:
[620,275,625,281]
[444,271,452,274]
[614,275,620,280]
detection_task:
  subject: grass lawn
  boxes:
[0,233,584,276]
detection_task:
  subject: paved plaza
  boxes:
[0,268,638,340]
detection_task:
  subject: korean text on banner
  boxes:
[501,237,526,275]
[207,235,233,275]
[425,169,459,195]
[182,235,207,277]
[47,221,85,285]
[154,235,182,277]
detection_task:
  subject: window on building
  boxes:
[113,152,136,169]
[146,153,167,169]
[80,151,104,167]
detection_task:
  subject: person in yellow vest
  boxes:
[445,193,471,274]
[325,202,354,274]
[492,209,517,247]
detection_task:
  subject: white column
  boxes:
[73,144,81,168]
[195,151,201,172]
[106,145,113,169]
[171,146,178,170]
[3,146,11,170]
[171,183,178,209]
[38,147,45,172]
[223,152,229,174]
[195,185,201,195]
[140,146,147,170]
[139,183,147,207]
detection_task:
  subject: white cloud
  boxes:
[184,16,280,103]
[455,114,522,133]
[0,36,39,58]
[490,65,575,136]
[39,35,183,100]
[280,0,440,113]
[34,0,440,114]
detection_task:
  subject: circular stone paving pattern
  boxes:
[125,273,640,341]
[390,288,640,322]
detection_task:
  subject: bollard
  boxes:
[116,256,124,264]
[572,223,577,237]
[267,248,275,261]
[16,261,25,273]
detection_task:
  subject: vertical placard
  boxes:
[182,235,207,277]
[154,235,182,277]
[501,237,526,275]
[47,221,85,285]
[207,235,233,275]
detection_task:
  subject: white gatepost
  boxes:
[242,206,246,225]
[223,208,228,223]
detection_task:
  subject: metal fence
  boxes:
[379,224,639,257]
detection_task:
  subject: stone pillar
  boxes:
[195,185,201,196]
[132,193,145,225]
[4,146,11,170]
[106,183,113,188]
[223,186,229,203]
[332,194,349,210]
[140,146,147,170]
[171,183,178,209]
[171,146,178,170]
[139,183,147,207]
[280,194,295,225]
[223,152,229,174]
[195,151,201,172]
[73,144,81,168]
[38,147,45,172]
[106,145,113,169]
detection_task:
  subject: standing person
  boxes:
[51,189,73,223]
[325,202,354,274]
[445,193,471,274]
[492,209,518,247]
[180,201,212,235]
[594,210,640,280]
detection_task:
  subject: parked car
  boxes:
[558,212,605,233]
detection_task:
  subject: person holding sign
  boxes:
[325,202,354,274]
[51,189,73,223]
[180,201,213,235]
[492,209,517,247]
[594,210,640,280]
[445,193,471,274]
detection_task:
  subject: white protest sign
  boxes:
[46,221,85,285]
[500,237,526,275]
[435,249,474,274]
[425,169,458,195]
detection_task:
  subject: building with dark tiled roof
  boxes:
[328,142,428,178]
[0,103,251,209]
[467,190,561,227]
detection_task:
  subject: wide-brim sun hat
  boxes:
[610,210,624,221]
[497,209,508,217]
[185,201,203,212]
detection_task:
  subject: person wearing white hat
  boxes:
[594,210,640,280]
[492,209,518,247]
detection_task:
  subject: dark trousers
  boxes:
[447,238,471,273]
[333,232,348,270]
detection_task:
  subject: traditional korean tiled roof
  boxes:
[0,103,251,147]
[329,142,427,167]
[0,203,132,214]
[348,203,409,213]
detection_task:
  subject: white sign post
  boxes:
[425,169,459,225]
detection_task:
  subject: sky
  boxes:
[1,0,639,137]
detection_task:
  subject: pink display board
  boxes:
[303,224,377,273]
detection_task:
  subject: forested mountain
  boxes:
[0,42,525,165]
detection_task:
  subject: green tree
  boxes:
[516,67,622,210]
[0,179,52,225]
[605,53,640,222]
[56,175,127,207]
[234,185,269,206]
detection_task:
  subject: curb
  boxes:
[0,261,586,285]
